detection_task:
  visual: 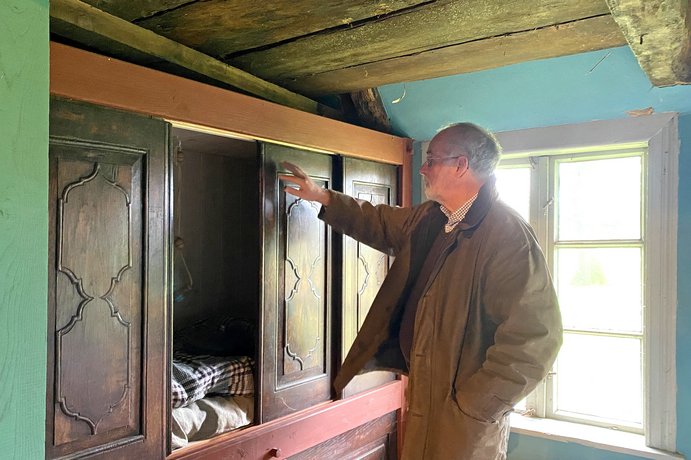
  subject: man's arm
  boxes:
[279,161,417,255]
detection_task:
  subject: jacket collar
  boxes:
[456,174,498,231]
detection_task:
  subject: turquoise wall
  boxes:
[380,46,691,458]
[380,46,691,139]
[0,1,49,458]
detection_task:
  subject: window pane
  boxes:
[495,167,530,221]
[556,333,642,426]
[514,397,527,413]
[556,247,642,332]
[557,156,641,241]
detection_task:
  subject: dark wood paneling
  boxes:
[47,98,169,459]
[171,134,259,329]
[260,145,333,422]
[288,411,397,460]
[341,158,398,397]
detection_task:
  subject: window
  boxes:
[494,115,678,455]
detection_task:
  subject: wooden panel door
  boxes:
[260,144,332,422]
[341,158,398,397]
[47,98,169,459]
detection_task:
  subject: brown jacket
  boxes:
[322,178,562,460]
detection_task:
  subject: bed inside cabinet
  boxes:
[169,128,261,452]
[168,128,341,454]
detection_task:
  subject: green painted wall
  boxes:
[0,1,49,458]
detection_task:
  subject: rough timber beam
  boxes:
[286,15,626,96]
[50,0,338,116]
[349,89,393,134]
[230,0,614,84]
[606,0,691,86]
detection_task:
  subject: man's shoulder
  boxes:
[483,201,539,244]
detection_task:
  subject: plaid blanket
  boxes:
[172,354,254,408]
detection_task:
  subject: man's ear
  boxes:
[455,156,469,177]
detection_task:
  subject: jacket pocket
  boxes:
[448,391,497,426]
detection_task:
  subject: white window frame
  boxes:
[494,114,679,457]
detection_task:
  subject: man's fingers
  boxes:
[278,173,301,184]
[281,161,308,180]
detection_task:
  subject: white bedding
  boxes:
[171,395,254,449]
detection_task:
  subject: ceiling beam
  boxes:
[134,0,426,59]
[606,0,691,86]
[285,15,626,96]
[349,89,393,134]
[229,0,612,81]
[79,0,192,22]
[50,0,339,117]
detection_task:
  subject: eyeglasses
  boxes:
[423,155,465,168]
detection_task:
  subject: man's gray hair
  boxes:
[442,122,502,178]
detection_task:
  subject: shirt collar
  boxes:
[440,194,478,233]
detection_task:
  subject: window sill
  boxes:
[509,413,681,460]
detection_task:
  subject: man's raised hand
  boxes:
[278,161,331,206]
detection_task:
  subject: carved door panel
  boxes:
[341,158,398,397]
[47,98,169,459]
[260,144,332,423]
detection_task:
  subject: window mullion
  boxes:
[528,155,552,417]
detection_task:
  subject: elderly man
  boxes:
[279,123,562,460]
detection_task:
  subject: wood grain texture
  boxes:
[79,0,192,21]
[50,0,328,114]
[230,0,612,80]
[260,145,333,423]
[47,98,169,459]
[285,15,627,96]
[137,0,425,58]
[50,42,409,165]
[400,141,414,209]
[0,1,49,459]
[288,411,396,459]
[341,158,397,398]
[171,134,260,329]
[168,381,402,460]
[607,0,691,86]
[350,89,393,134]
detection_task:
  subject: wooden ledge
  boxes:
[168,381,403,460]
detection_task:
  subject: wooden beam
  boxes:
[285,15,626,96]
[349,89,393,134]
[606,0,691,86]
[229,0,612,81]
[50,42,409,165]
[79,0,191,22]
[135,0,425,59]
[49,0,334,116]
